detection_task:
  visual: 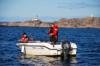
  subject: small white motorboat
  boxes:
[17,41,77,57]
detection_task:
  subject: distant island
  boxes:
[0,17,100,28]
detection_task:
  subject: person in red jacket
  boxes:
[48,23,59,47]
[20,33,29,43]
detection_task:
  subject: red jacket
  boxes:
[48,24,58,38]
[20,36,29,43]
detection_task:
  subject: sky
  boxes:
[0,0,100,22]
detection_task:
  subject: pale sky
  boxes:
[0,0,100,22]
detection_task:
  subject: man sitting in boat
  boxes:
[19,33,30,43]
[48,23,59,47]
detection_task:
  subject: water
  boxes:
[0,26,100,66]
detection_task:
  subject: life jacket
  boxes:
[48,24,58,39]
[20,36,29,43]
[52,27,58,38]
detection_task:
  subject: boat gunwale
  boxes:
[17,43,62,51]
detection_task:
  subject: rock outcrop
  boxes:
[57,17,100,28]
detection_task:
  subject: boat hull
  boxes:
[17,41,77,56]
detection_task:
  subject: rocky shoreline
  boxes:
[0,17,100,28]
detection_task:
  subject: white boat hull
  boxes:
[17,41,77,56]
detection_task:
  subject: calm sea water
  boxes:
[0,26,100,66]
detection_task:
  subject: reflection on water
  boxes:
[19,55,77,66]
[62,56,77,66]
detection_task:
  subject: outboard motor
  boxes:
[61,41,77,60]
[61,40,69,60]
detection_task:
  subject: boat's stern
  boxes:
[69,42,77,55]
[61,42,77,56]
